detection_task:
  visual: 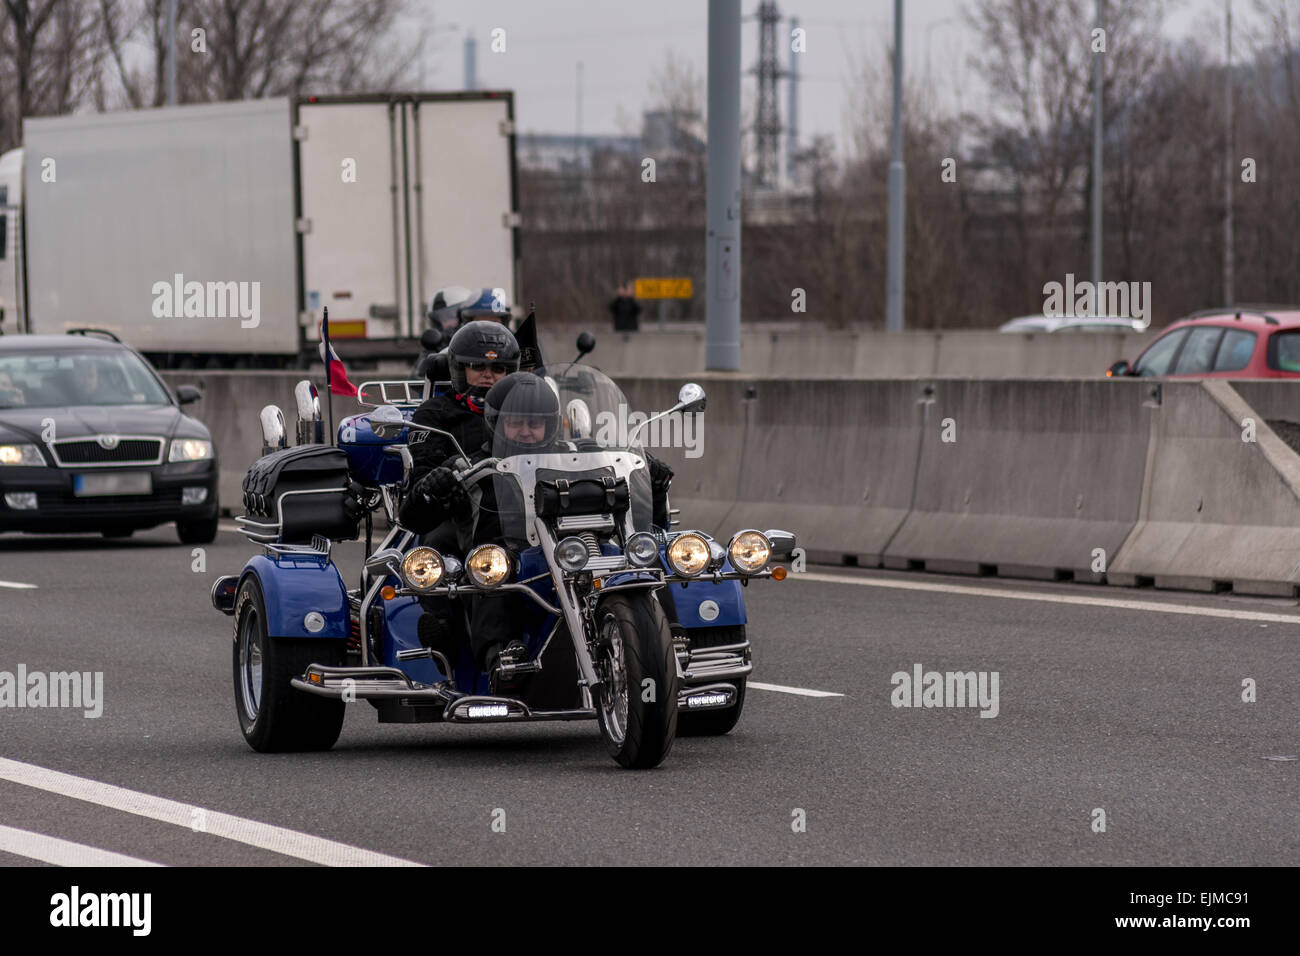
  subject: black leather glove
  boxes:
[416,466,464,506]
[342,480,368,521]
[648,454,674,493]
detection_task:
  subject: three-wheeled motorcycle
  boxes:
[212,360,795,769]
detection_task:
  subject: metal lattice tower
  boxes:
[751,0,783,188]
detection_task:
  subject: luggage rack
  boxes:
[356,380,425,408]
[236,487,349,548]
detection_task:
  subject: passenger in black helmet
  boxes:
[400,320,520,532]
[398,320,520,664]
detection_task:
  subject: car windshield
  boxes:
[0,349,171,408]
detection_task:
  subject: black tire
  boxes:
[593,591,678,769]
[232,576,345,752]
[677,625,748,737]
[177,516,219,544]
[101,529,133,538]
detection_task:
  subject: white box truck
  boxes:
[0,92,519,366]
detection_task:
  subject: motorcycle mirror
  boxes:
[576,331,595,357]
[368,404,407,440]
[259,404,287,455]
[420,327,444,352]
[426,351,451,383]
[364,547,404,578]
[677,383,707,414]
[566,398,593,438]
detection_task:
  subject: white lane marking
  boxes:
[218,521,241,533]
[0,823,162,867]
[0,757,425,867]
[0,580,38,589]
[794,571,1300,625]
[748,681,844,698]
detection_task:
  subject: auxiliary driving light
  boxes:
[401,547,445,591]
[727,530,772,575]
[625,532,660,568]
[667,532,710,577]
[466,544,512,588]
[555,536,589,572]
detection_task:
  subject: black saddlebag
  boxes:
[534,466,630,519]
[241,445,359,542]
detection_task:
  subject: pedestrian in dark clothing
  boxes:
[609,282,641,332]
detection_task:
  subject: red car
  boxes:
[1107,307,1300,378]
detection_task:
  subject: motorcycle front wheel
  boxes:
[594,591,678,769]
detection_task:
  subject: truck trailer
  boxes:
[0,92,520,367]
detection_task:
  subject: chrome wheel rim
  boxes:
[238,608,264,718]
[598,613,629,746]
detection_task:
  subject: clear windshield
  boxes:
[0,350,171,409]
[484,364,654,547]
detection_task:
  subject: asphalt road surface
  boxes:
[1,525,1296,866]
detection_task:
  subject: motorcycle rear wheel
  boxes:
[594,591,678,769]
[233,576,345,753]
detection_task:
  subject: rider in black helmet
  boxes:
[402,372,562,691]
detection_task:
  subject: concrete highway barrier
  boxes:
[167,368,1300,597]
[538,328,1141,379]
[1107,380,1300,596]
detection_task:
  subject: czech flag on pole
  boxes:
[319,311,358,397]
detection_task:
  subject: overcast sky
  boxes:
[411,0,1238,160]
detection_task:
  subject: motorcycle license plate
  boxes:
[73,472,153,496]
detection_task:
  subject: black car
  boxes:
[0,331,218,543]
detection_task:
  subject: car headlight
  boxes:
[554,536,589,572]
[667,532,710,576]
[401,547,445,591]
[169,438,213,462]
[0,443,43,466]
[466,544,512,588]
[727,530,771,574]
[626,532,660,568]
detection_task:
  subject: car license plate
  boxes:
[73,472,153,497]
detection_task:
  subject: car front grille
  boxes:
[49,437,164,466]
[35,489,182,516]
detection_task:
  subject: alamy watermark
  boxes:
[890,663,999,718]
[0,665,103,718]
[588,403,703,458]
[1042,273,1151,329]
[151,273,260,328]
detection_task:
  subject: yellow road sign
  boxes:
[634,277,694,299]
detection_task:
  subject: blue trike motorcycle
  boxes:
[212,361,794,769]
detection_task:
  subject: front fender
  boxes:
[668,574,747,628]
[241,553,350,639]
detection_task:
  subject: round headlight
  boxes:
[401,547,445,591]
[626,532,660,567]
[667,532,710,577]
[466,544,512,588]
[555,536,589,572]
[727,530,771,574]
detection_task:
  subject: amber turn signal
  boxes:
[771,566,787,581]
[381,585,396,600]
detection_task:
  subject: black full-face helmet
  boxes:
[447,320,520,394]
[485,373,561,456]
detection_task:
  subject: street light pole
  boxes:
[885,0,905,332]
[705,0,742,370]
[1091,0,1104,287]
[1224,0,1235,305]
